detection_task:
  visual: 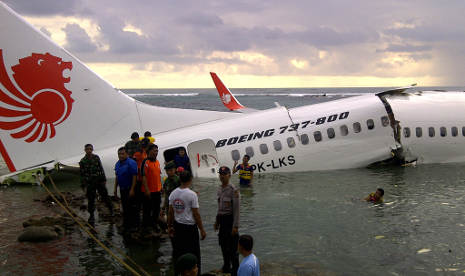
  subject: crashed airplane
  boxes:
[1,1,465,183]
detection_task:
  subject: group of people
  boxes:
[79,131,187,233]
[78,131,260,275]
[168,165,259,276]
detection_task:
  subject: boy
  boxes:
[175,253,199,276]
[237,235,260,276]
[365,188,384,203]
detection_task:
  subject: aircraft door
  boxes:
[187,139,220,178]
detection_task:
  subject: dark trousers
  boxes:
[142,191,161,228]
[173,221,201,275]
[132,181,143,228]
[86,181,113,215]
[120,189,133,228]
[218,214,239,276]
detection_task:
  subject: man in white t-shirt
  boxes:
[168,170,206,275]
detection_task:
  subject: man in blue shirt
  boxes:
[114,146,138,232]
[237,235,259,276]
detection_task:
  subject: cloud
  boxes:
[3,0,81,16]
[62,23,97,53]
[377,44,432,53]
[5,0,465,86]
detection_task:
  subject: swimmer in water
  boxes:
[365,188,384,203]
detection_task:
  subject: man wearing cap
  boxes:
[79,144,113,224]
[163,161,181,214]
[125,132,140,158]
[215,166,240,276]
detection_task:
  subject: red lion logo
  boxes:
[0,49,74,143]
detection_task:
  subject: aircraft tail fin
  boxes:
[0,2,236,174]
[210,72,247,111]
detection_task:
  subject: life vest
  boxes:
[141,159,161,193]
[238,164,253,180]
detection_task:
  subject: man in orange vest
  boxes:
[141,144,162,233]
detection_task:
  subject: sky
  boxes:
[4,0,465,88]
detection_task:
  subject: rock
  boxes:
[23,216,75,229]
[18,226,60,242]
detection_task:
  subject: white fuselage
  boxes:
[90,91,465,179]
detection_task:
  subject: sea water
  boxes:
[1,87,465,275]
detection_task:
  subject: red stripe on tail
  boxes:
[0,138,16,172]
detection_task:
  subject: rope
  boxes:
[46,175,152,276]
[36,175,149,276]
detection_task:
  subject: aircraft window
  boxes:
[452,127,458,137]
[353,122,361,133]
[273,140,282,151]
[231,150,240,161]
[260,144,269,154]
[416,127,422,138]
[245,146,254,157]
[287,137,296,148]
[440,127,447,137]
[381,116,389,127]
[429,127,435,137]
[367,119,375,130]
[314,131,322,142]
[327,128,335,139]
[301,134,309,145]
[340,125,349,136]
[462,127,465,136]
[403,127,411,138]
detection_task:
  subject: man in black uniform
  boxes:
[79,144,113,224]
[214,166,240,276]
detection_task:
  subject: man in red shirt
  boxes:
[141,144,162,233]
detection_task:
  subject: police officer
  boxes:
[79,144,113,224]
[214,166,240,276]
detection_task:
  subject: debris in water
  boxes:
[417,248,431,254]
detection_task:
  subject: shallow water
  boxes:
[2,87,465,275]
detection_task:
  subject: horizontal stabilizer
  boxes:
[376,83,417,96]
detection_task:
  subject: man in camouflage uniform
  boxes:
[214,166,240,276]
[162,161,181,214]
[79,144,113,224]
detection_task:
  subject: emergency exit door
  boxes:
[187,139,219,178]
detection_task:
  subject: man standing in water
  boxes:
[168,170,206,275]
[233,155,253,186]
[79,144,113,224]
[113,147,138,232]
[215,166,240,275]
[141,144,162,234]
